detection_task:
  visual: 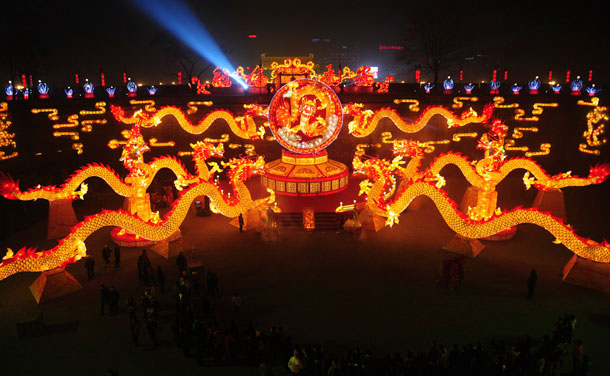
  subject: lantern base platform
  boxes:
[48,199,78,240]
[151,230,192,259]
[262,150,348,196]
[110,227,155,248]
[532,188,567,220]
[563,254,610,292]
[442,234,485,258]
[29,267,82,304]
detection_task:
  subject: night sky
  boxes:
[2,0,609,86]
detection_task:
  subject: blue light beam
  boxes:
[131,0,248,89]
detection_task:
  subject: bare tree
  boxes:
[150,33,212,85]
[400,6,464,85]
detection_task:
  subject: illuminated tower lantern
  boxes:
[262,79,348,196]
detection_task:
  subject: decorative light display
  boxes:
[579,103,607,156]
[548,70,553,82]
[464,83,475,95]
[571,76,583,95]
[269,58,316,87]
[147,86,157,96]
[123,72,128,83]
[75,74,79,85]
[343,103,493,137]
[375,76,393,93]
[490,80,500,94]
[0,102,18,161]
[178,71,182,85]
[106,86,116,97]
[452,97,478,109]
[212,67,232,88]
[5,82,13,101]
[424,83,434,93]
[492,69,497,82]
[111,103,266,140]
[415,67,421,83]
[37,80,49,99]
[83,79,94,98]
[565,69,571,83]
[512,84,522,95]
[234,66,268,88]
[352,122,610,263]
[528,76,541,94]
[0,126,273,280]
[267,79,342,154]
[586,85,601,97]
[392,99,420,112]
[504,70,508,81]
[352,66,375,87]
[22,88,30,100]
[65,87,73,99]
[100,72,106,87]
[459,67,463,81]
[127,80,138,97]
[190,77,212,95]
[317,65,341,87]
[588,70,593,82]
[552,84,562,94]
[443,76,454,94]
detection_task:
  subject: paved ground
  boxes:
[1,173,609,375]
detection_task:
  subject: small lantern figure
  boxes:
[512,83,522,95]
[443,76,454,94]
[127,80,137,97]
[464,83,475,95]
[586,84,601,97]
[423,83,434,94]
[37,80,49,99]
[147,86,157,96]
[65,87,73,99]
[490,80,500,94]
[528,76,541,95]
[22,88,30,100]
[83,79,94,98]
[552,84,562,94]
[571,76,583,95]
[5,81,14,101]
[106,86,116,98]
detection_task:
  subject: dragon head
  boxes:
[588,163,610,184]
[0,173,19,199]
[191,141,225,161]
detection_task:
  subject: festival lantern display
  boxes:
[424,83,434,93]
[37,80,49,99]
[127,80,138,97]
[83,79,94,98]
[5,82,13,101]
[512,84,522,95]
[528,76,541,95]
[571,76,583,95]
[262,78,348,196]
[106,86,116,97]
[443,76,454,94]
[22,88,30,100]
[489,80,500,94]
[586,84,601,97]
[552,84,562,94]
[64,87,73,99]
[147,86,157,96]
[464,83,475,95]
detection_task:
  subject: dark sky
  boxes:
[2,0,609,85]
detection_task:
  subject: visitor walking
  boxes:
[288,350,303,374]
[102,245,111,267]
[176,252,187,275]
[157,265,165,293]
[238,213,245,233]
[527,269,538,300]
[137,249,151,281]
[113,245,121,268]
[85,256,95,279]
[100,284,110,315]
[130,318,140,347]
[232,293,241,313]
[109,286,120,314]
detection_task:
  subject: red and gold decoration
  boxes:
[263,78,348,196]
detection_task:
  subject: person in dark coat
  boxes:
[109,286,120,314]
[114,245,121,268]
[238,213,245,233]
[176,252,187,275]
[527,269,538,300]
[100,284,110,315]
[137,249,151,281]
[102,245,111,266]
[85,256,95,279]
[157,266,166,293]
